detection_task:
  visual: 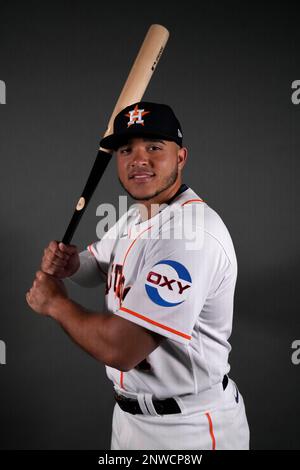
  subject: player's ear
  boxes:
[177,146,188,170]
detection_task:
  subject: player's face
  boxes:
[116,138,187,204]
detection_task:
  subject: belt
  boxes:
[114,375,229,416]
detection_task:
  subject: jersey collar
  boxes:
[163,183,189,207]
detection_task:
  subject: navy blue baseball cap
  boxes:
[100,101,183,151]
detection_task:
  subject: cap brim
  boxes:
[100,130,180,151]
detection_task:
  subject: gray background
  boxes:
[0,0,299,450]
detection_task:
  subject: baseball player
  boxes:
[26,101,250,450]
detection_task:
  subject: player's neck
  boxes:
[137,179,183,221]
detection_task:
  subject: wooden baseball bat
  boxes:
[62,24,169,244]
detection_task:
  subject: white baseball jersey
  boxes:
[70,184,238,400]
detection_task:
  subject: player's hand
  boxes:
[41,241,80,279]
[26,270,68,316]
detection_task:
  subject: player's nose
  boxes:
[130,147,150,166]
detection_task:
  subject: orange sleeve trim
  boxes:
[120,371,124,389]
[181,198,204,206]
[205,412,216,450]
[119,306,192,341]
[87,244,108,277]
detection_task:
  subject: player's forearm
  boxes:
[48,297,118,368]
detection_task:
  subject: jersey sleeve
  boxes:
[68,228,117,287]
[114,219,232,345]
[67,249,105,287]
[68,209,137,288]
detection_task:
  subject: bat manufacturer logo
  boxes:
[145,259,192,307]
[151,46,164,71]
[126,104,150,127]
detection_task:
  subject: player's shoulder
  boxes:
[175,186,237,266]
[176,187,230,233]
[202,203,237,269]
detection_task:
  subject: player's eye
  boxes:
[148,145,162,151]
[119,147,131,154]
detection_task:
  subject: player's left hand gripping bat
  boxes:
[62,24,169,244]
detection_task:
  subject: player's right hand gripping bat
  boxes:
[62,24,169,245]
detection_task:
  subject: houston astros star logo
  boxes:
[125,105,150,127]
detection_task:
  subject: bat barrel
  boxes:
[61,24,169,244]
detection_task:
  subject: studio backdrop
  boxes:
[0,0,299,450]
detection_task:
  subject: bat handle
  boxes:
[61,149,113,245]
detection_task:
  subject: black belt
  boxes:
[114,375,228,416]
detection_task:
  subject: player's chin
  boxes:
[127,177,160,199]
